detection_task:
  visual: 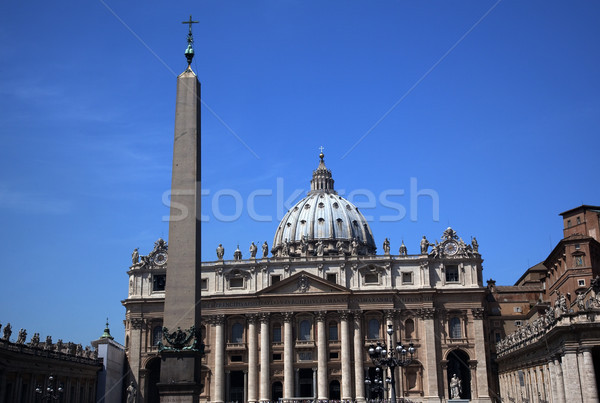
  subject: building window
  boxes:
[231,355,243,362]
[231,323,244,343]
[364,273,379,284]
[578,279,586,287]
[449,317,461,339]
[329,322,338,341]
[200,278,208,290]
[299,351,312,361]
[153,326,163,346]
[577,217,581,224]
[329,352,339,359]
[273,353,282,361]
[575,243,581,250]
[153,275,166,291]
[513,306,522,313]
[326,273,337,283]
[273,324,281,342]
[367,319,380,339]
[445,265,459,283]
[405,319,415,340]
[402,272,413,284]
[576,256,584,266]
[514,320,522,327]
[299,320,312,341]
[567,219,571,228]
[271,275,281,285]
[229,277,244,288]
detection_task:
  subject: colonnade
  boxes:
[498,348,598,403]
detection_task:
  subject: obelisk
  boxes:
[158,16,203,403]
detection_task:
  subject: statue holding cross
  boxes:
[182,15,199,66]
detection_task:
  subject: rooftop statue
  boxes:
[316,240,324,257]
[30,332,40,348]
[351,238,359,256]
[249,242,257,258]
[16,328,26,344]
[420,236,430,254]
[262,241,268,258]
[216,244,224,260]
[383,238,390,255]
[2,323,11,341]
[471,237,479,252]
[131,248,139,265]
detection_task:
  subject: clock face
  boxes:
[154,252,168,265]
[444,241,458,256]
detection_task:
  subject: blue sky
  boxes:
[1,1,599,346]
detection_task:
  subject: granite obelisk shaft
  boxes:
[158,68,202,402]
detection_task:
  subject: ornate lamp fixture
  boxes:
[35,374,63,401]
[367,324,416,402]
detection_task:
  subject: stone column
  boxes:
[283,312,294,399]
[471,308,490,399]
[247,315,258,403]
[316,311,328,400]
[421,308,440,400]
[312,368,317,398]
[259,313,270,402]
[243,370,248,403]
[581,348,599,402]
[554,356,567,403]
[353,311,365,402]
[214,315,226,403]
[340,310,353,400]
[563,350,583,402]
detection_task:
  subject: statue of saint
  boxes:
[216,244,225,260]
[576,292,585,311]
[2,323,11,341]
[471,237,479,252]
[126,381,137,403]
[399,240,407,256]
[131,248,139,265]
[420,236,430,254]
[249,242,258,258]
[16,328,26,344]
[30,332,40,348]
[336,240,344,254]
[282,239,290,256]
[450,373,461,399]
[300,235,308,254]
[262,241,269,258]
[316,240,324,256]
[383,238,390,255]
[351,238,359,256]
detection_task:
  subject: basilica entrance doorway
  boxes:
[298,368,314,397]
[272,381,283,401]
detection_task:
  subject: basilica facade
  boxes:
[123,153,494,403]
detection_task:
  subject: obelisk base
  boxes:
[158,351,203,403]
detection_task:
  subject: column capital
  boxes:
[418,308,435,319]
[384,309,396,321]
[282,312,294,322]
[210,315,226,326]
[338,310,351,320]
[259,313,270,324]
[315,311,327,321]
[352,310,363,321]
[471,308,485,319]
[246,314,259,324]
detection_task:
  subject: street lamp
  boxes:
[364,366,387,400]
[35,375,63,401]
[367,324,416,403]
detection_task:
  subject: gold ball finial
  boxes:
[319,152,324,160]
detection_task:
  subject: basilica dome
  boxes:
[272,153,376,257]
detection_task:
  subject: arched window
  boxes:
[153,326,163,346]
[299,320,312,341]
[273,323,282,343]
[405,319,415,340]
[367,319,380,339]
[232,323,244,343]
[329,321,338,341]
[450,317,461,339]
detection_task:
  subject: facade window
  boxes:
[329,352,339,359]
[578,279,586,287]
[575,243,581,250]
[329,322,338,341]
[567,219,571,228]
[402,272,413,284]
[271,275,281,285]
[200,278,208,290]
[326,273,337,283]
[513,306,522,313]
[299,320,312,341]
[364,273,379,284]
[153,326,163,346]
[450,317,462,339]
[231,323,244,343]
[405,319,415,340]
[153,275,166,291]
[577,216,581,224]
[445,265,459,283]
[367,319,380,339]
[231,355,243,362]
[576,256,584,266]
[273,324,281,342]
[273,353,282,361]
[230,277,244,288]
[514,320,522,327]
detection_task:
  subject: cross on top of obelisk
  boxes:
[182,15,199,67]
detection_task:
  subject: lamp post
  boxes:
[35,374,63,401]
[364,366,387,400]
[367,324,415,403]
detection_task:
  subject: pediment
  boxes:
[258,271,350,295]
